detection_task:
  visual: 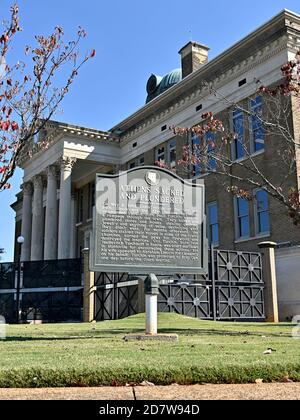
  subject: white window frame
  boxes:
[155,146,165,163]
[168,139,177,168]
[234,196,250,240]
[231,109,245,161]
[253,188,270,236]
[127,154,145,170]
[249,96,265,155]
[207,201,219,247]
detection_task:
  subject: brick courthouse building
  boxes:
[11,10,300,263]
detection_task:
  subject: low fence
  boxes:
[94,249,265,322]
[0,259,83,323]
[0,249,266,324]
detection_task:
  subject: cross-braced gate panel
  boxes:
[217,285,265,319]
[159,284,212,319]
[93,248,265,322]
[94,273,138,321]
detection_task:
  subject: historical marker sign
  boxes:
[90,167,208,275]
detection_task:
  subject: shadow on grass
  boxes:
[3,326,293,342]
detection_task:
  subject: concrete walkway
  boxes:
[0,383,299,400]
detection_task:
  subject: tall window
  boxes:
[168,139,177,168]
[206,132,217,171]
[192,134,201,177]
[155,146,165,163]
[138,155,145,166]
[127,154,144,170]
[232,109,245,160]
[192,132,216,176]
[77,189,84,223]
[128,161,136,170]
[250,96,265,153]
[255,189,270,235]
[207,202,219,246]
[235,197,250,239]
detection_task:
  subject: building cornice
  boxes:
[18,120,119,168]
[111,9,300,140]
[119,35,289,144]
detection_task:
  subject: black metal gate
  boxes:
[94,249,265,322]
[94,273,139,321]
[0,259,83,323]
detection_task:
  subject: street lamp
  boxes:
[17,236,25,245]
[16,236,25,324]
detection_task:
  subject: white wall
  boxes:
[275,246,300,321]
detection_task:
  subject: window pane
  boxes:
[169,139,177,166]
[206,132,217,170]
[251,96,265,152]
[240,216,250,237]
[233,111,245,160]
[259,211,270,233]
[208,203,219,245]
[236,198,249,238]
[256,190,268,212]
[211,224,219,245]
[192,135,201,176]
[156,146,165,162]
[237,198,249,217]
[256,190,269,234]
[209,204,218,224]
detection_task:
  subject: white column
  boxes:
[58,157,76,260]
[44,165,58,260]
[31,175,44,261]
[146,295,158,335]
[70,192,76,259]
[20,182,33,262]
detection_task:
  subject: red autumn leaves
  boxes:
[0,120,19,131]
[0,105,18,132]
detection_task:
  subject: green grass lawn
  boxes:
[0,313,299,387]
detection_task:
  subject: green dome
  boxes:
[146,69,182,103]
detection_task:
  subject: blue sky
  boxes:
[1,0,300,261]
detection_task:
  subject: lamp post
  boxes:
[16,236,25,324]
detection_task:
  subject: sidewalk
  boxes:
[0,383,299,400]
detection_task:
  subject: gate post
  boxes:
[82,249,95,323]
[258,242,279,323]
[138,278,145,313]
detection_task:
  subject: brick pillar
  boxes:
[82,249,95,323]
[258,242,279,323]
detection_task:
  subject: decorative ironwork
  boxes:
[216,250,263,283]
[94,278,138,321]
[23,259,83,289]
[0,259,83,324]
[159,284,212,319]
[0,263,16,289]
[0,293,16,323]
[93,248,265,322]
[21,290,82,323]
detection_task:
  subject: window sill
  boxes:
[234,233,270,244]
[76,222,83,228]
[86,218,93,223]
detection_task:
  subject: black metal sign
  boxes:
[91,167,208,275]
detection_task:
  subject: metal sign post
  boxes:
[91,167,208,339]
